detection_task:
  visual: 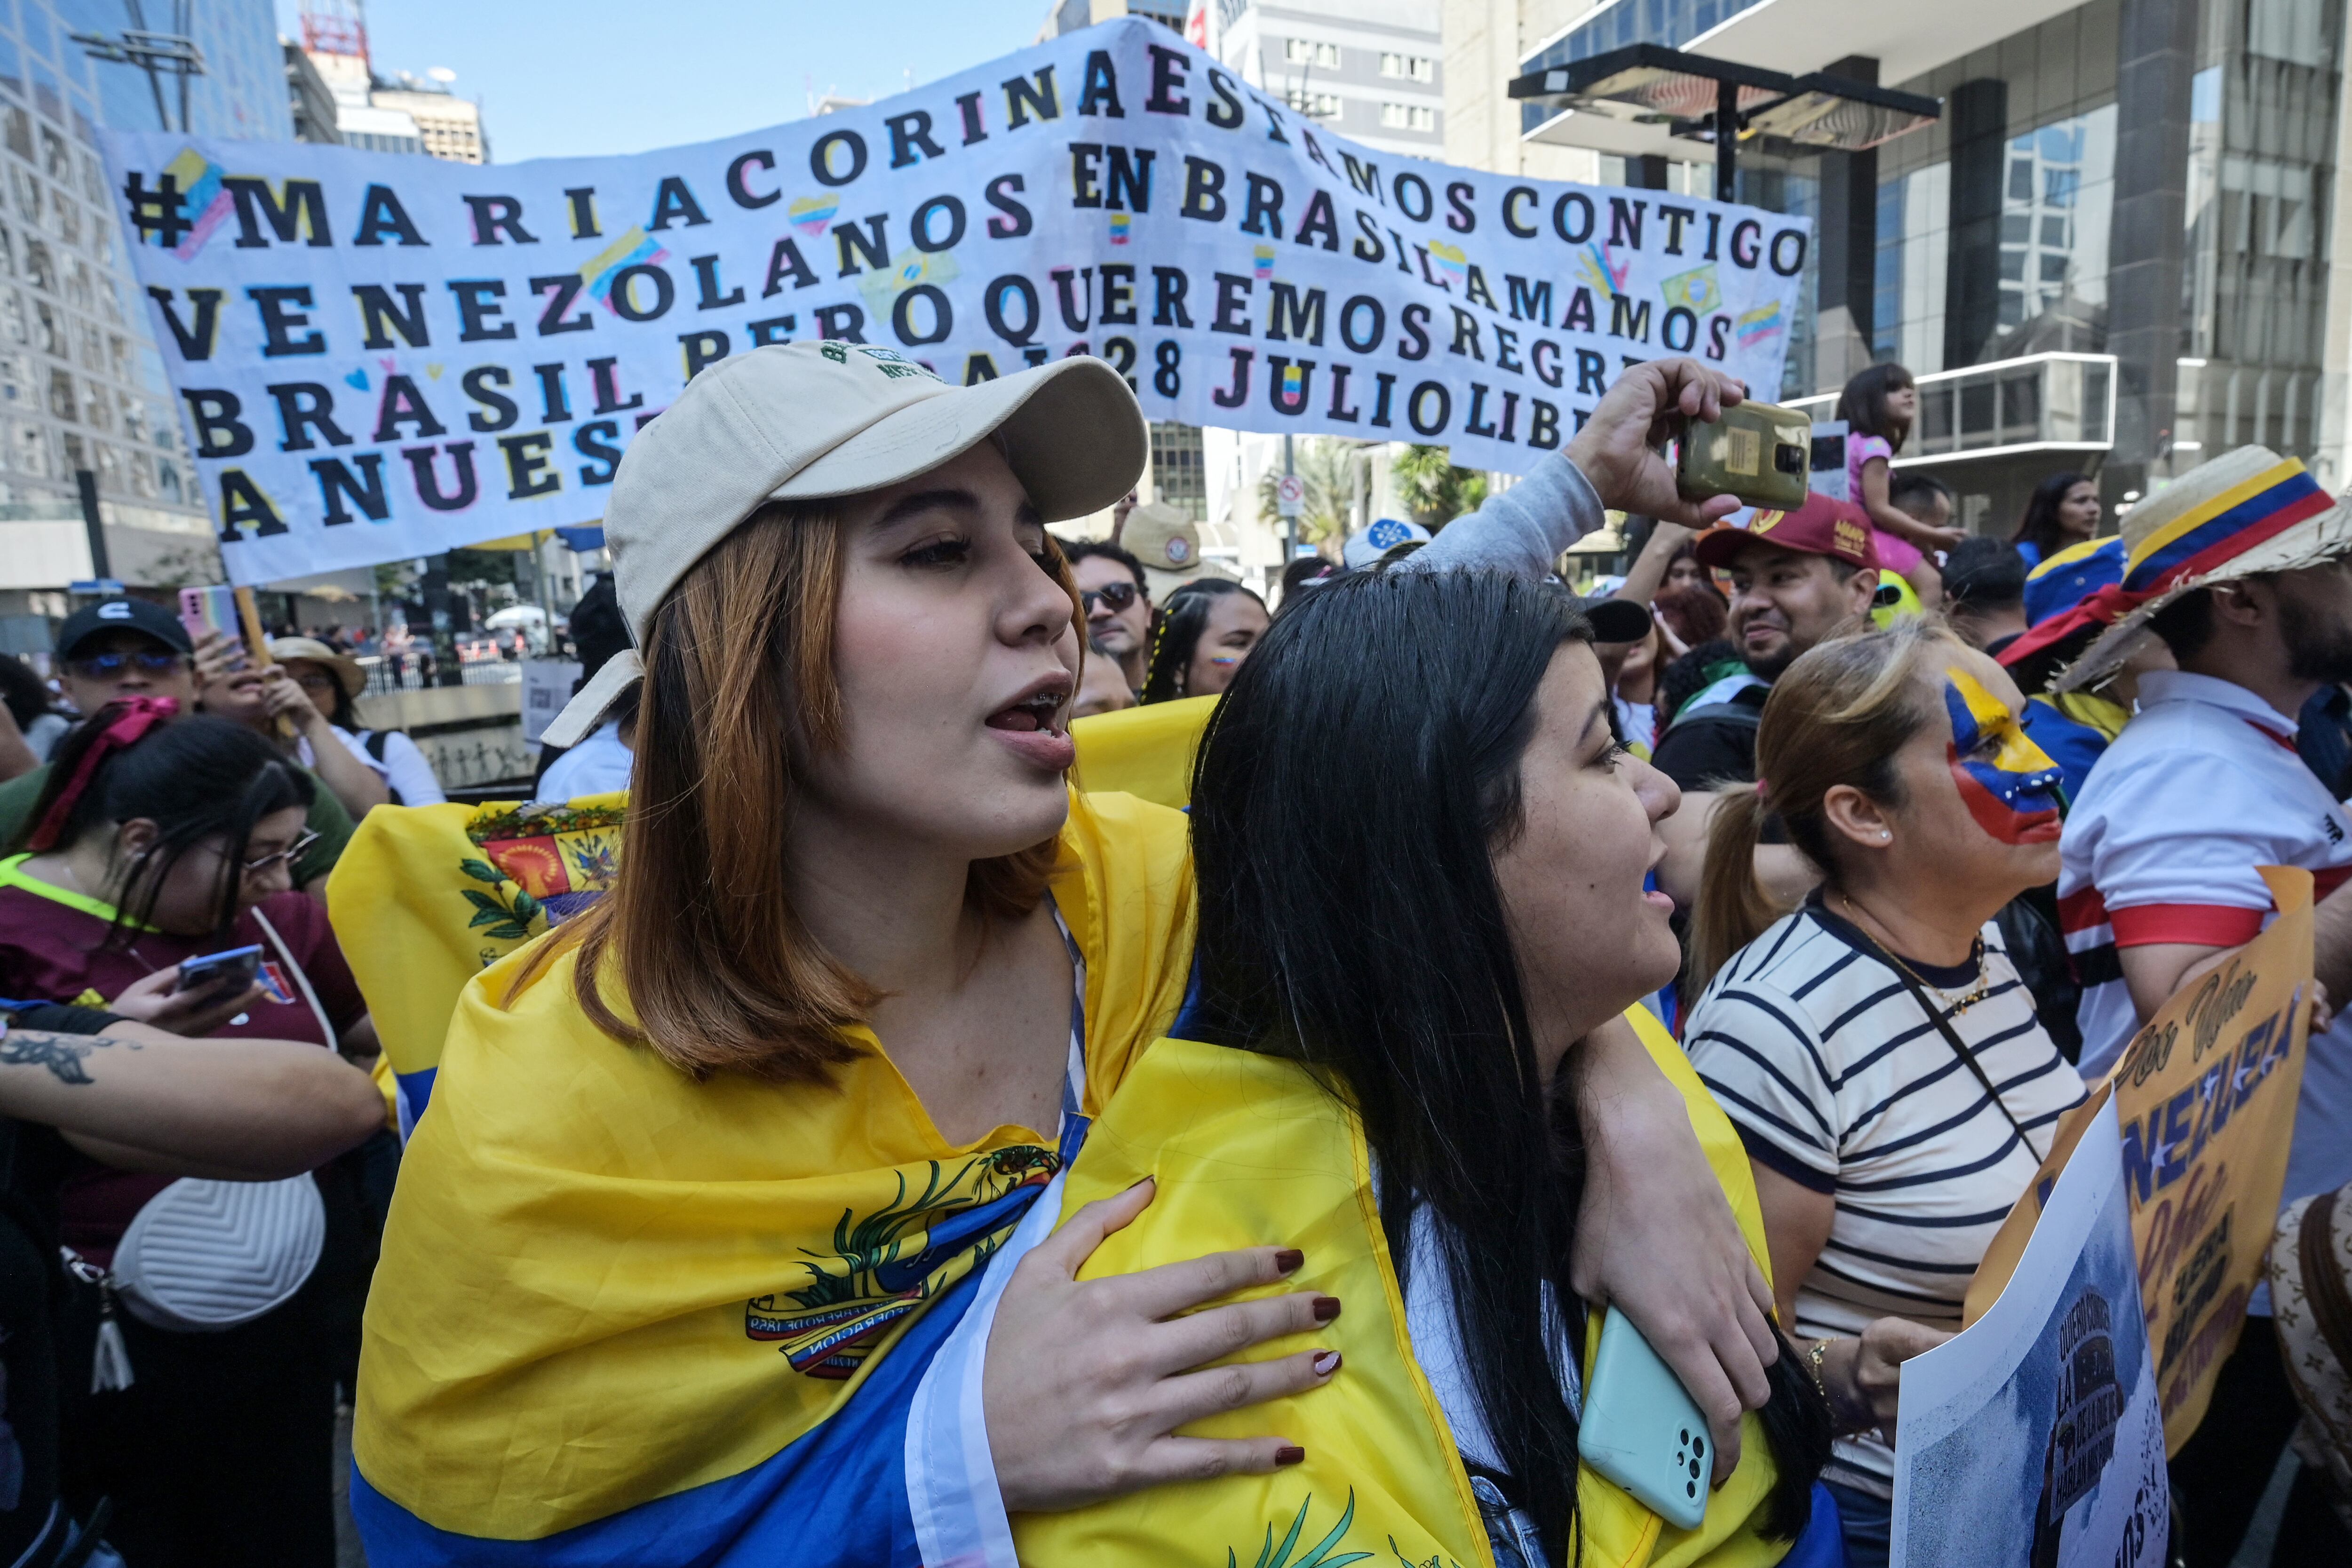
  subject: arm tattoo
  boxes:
[0,1029,111,1086]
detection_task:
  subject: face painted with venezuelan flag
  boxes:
[1942,664,2065,844]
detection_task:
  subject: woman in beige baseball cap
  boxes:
[356,340,1774,1560]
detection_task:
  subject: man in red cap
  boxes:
[1652,494,1881,903]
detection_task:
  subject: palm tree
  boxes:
[1256,438,1365,549]
[1389,444,1487,530]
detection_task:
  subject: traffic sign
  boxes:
[1275,473,1304,517]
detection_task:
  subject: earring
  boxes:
[1880,830,1891,841]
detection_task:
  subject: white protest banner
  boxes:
[1893,1099,2169,1568]
[101,16,1808,585]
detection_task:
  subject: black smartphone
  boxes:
[174,944,262,995]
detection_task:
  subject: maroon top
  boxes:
[0,859,365,1265]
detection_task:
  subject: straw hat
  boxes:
[267,636,365,700]
[2051,446,2352,693]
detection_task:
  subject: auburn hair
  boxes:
[1688,618,1954,994]
[517,501,1074,1083]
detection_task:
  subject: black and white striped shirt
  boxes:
[1682,893,2085,1496]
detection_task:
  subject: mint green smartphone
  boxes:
[1576,1309,1711,1531]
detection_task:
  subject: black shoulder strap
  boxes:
[1844,920,2044,1161]
[361,728,391,763]
[1667,699,1764,734]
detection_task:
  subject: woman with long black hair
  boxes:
[2009,471,2102,567]
[1014,569,1968,1566]
[1141,577,1270,702]
[0,704,379,1566]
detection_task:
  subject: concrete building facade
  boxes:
[1458,0,2352,535]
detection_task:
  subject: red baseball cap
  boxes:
[1692,493,1878,572]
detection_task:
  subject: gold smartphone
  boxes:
[1675,400,1812,511]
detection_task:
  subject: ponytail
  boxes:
[1685,618,1957,997]
[1690,783,1793,995]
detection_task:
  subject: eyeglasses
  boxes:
[291,669,338,692]
[70,649,184,678]
[1081,581,1140,613]
[242,829,319,876]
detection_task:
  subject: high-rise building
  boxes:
[293,1,489,163]
[1212,0,1446,159]
[0,0,291,629]
[1451,0,2352,529]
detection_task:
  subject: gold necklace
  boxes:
[1836,892,1994,1015]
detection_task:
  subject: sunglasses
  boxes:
[70,649,183,677]
[242,829,319,876]
[1081,581,1141,613]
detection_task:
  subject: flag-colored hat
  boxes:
[2050,446,2352,693]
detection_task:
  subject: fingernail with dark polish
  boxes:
[1311,1295,1341,1322]
[1275,1445,1306,1466]
[1273,1248,1304,1273]
[1313,1351,1342,1377]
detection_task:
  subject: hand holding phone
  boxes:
[1577,1308,1713,1531]
[173,944,263,995]
[109,957,267,1038]
[1676,401,1812,513]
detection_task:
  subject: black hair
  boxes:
[564,574,641,731]
[2148,585,2218,662]
[1836,362,1916,450]
[1063,539,1148,594]
[1141,578,1265,702]
[10,708,314,943]
[1187,572,1826,1559]
[1888,470,1952,515]
[2012,471,2097,562]
[1654,638,1747,732]
[1941,535,2029,612]
[0,654,57,732]
[1278,554,1340,605]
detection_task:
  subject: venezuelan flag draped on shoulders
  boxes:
[351,788,1194,1566]
[1012,1008,1796,1568]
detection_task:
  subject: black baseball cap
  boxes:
[1582,596,1653,645]
[56,597,192,659]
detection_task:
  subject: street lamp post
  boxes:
[1509,44,1940,201]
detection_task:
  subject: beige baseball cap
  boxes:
[543,340,1147,747]
[1121,501,1237,599]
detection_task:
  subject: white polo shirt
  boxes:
[2058,670,2352,1224]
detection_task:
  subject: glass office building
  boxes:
[0,0,287,615]
[1512,0,2352,525]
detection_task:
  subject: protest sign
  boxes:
[1965,866,2315,1454]
[100,16,1807,584]
[1895,1099,2169,1568]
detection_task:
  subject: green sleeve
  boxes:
[299,770,355,885]
[0,764,48,852]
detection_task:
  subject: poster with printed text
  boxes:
[1894,1100,2169,1568]
[100,16,1808,584]
[1964,866,2314,1454]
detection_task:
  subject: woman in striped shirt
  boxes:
[1682,619,2089,1568]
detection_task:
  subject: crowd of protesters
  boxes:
[0,343,2344,1568]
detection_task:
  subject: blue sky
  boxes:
[273,1,1054,164]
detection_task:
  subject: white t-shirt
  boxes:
[537,719,633,802]
[1611,696,1656,756]
[296,725,446,806]
[2058,669,2352,1219]
[1684,896,2085,1496]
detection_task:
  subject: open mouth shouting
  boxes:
[984,673,1077,772]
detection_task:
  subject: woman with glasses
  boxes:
[0,700,378,1567]
[269,636,447,808]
